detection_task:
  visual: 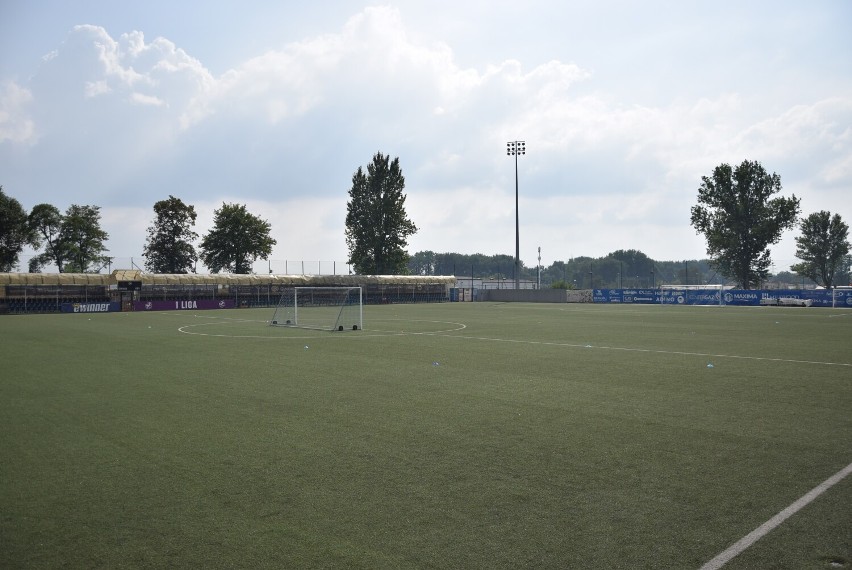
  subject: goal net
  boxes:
[270,287,363,331]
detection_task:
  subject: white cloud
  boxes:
[2,3,851,271]
[84,79,110,97]
[129,92,166,107]
[0,81,36,144]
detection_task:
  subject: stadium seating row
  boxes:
[4,290,448,314]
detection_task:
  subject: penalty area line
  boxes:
[700,461,852,570]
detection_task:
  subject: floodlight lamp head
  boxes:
[507,141,525,156]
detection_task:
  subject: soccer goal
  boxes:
[659,284,725,306]
[270,287,363,331]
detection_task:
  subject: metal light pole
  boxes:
[506,141,525,290]
[537,246,541,289]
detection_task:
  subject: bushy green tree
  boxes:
[199,203,275,274]
[0,186,35,272]
[790,211,850,288]
[690,160,800,289]
[143,196,198,273]
[409,250,437,276]
[345,152,417,275]
[28,203,110,273]
[59,205,111,273]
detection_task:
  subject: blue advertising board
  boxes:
[61,302,122,313]
[798,288,852,307]
[591,288,851,307]
[593,289,659,303]
[659,289,722,305]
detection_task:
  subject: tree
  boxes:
[408,250,436,275]
[28,204,111,273]
[143,196,199,273]
[790,211,850,288]
[345,152,417,275]
[840,255,852,286]
[0,186,35,272]
[690,160,800,289]
[59,205,111,273]
[28,204,68,272]
[199,203,276,274]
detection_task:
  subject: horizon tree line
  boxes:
[1,156,850,288]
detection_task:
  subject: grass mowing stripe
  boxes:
[699,461,852,570]
[425,332,852,368]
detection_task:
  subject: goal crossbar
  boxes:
[659,284,724,306]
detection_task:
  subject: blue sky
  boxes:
[1,1,850,273]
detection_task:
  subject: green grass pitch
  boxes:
[1,303,850,568]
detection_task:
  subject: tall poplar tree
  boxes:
[143,196,198,273]
[690,160,800,289]
[345,152,417,275]
[28,204,65,272]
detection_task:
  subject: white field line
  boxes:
[420,324,851,565]
[424,332,852,368]
[699,461,852,570]
[177,318,466,339]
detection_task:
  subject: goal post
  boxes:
[270,287,363,331]
[659,284,724,306]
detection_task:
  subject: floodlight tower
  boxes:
[506,141,525,290]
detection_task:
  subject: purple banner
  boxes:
[133,299,235,311]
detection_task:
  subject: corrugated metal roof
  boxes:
[0,271,456,287]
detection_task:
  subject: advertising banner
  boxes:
[590,288,849,307]
[799,289,851,307]
[133,299,235,311]
[594,288,689,304]
[592,289,622,303]
[59,303,121,313]
[760,289,850,307]
[621,289,657,304]
[61,302,122,313]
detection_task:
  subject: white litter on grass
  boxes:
[304,345,309,350]
[707,363,714,368]
[432,361,440,366]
